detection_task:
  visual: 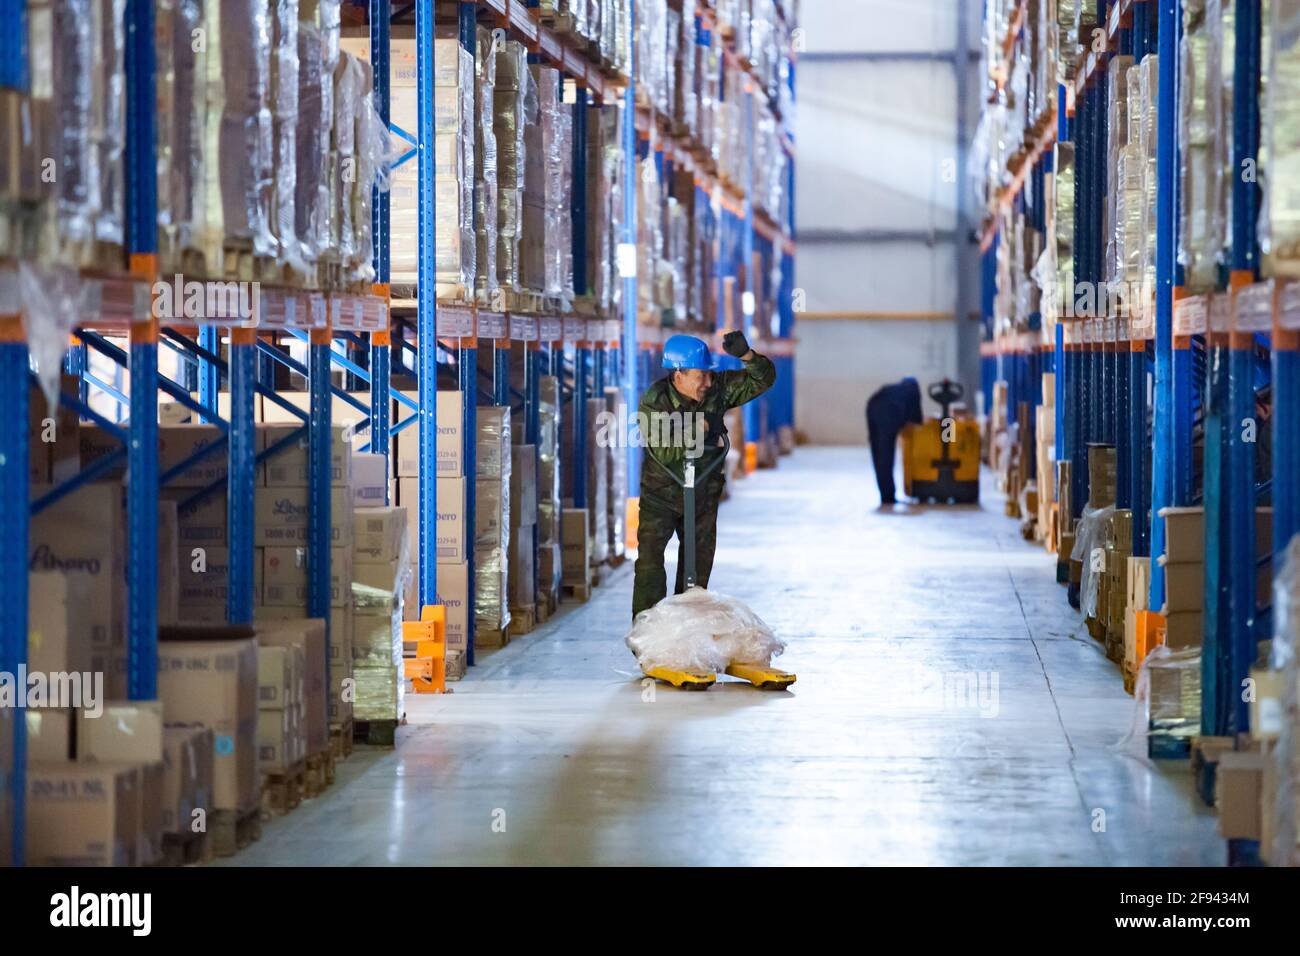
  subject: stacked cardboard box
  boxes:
[475,405,512,642]
[494,40,530,293]
[162,725,214,841]
[1158,505,1274,648]
[586,398,610,567]
[537,376,563,603]
[522,64,573,303]
[1035,373,1056,544]
[509,444,538,617]
[158,627,260,816]
[257,644,307,774]
[604,386,628,561]
[256,618,328,762]
[350,526,408,722]
[74,701,167,866]
[474,25,499,301]
[561,507,592,591]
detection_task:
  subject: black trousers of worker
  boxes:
[866,413,902,504]
[632,497,720,619]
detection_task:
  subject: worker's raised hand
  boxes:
[722,330,750,358]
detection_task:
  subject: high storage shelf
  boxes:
[0,0,798,863]
[979,1,1294,764]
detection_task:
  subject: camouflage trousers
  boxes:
[631,496,720,620]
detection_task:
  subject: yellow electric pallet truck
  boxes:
[639,432,796,691]
[902,379,981,505]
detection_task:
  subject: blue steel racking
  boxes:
[981,0,1293,815]
[1,0,797,865]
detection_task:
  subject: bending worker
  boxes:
[865,377,923,506]
[632,330,776,619]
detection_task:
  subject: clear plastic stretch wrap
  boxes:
[1269,535,1300,864]
[42,0,96,250]
[218,0,275,257]
[1071,504,1116,620]
[353,606,404,666]
[494,40,533,290]
[605,387,627,559]
[443,43,476,289]
[1105,55,1133,287]
[351,61,388,286]
[1115,645,1202,754]
[93,0,126,246]
[586,397,609,564]
[677,0,698,134]
[1214,0,1236,263]
[476,26,500,297]
[637,0,668,116]
[1138,55,1160,308]
[351,555,408,721]
[156,0,208,268]
[626,589,786,675]
[636,154,661,320]
[270,0,303,273]
[294,18,336,269]
[1263,0,1300,275]
[1178,0,1222,291]
[332,51,361,266]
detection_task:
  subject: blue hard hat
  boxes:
[662,334,714,371]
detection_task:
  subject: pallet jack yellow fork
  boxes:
[724,662,798,690]
[641,666,717,690]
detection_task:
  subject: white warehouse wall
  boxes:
[792,0,981,445]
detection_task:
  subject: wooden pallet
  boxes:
[161,829,214,867]
[261,761,306,816]
[304,750,335,797]
[561,580,592,603]
[498,287,544,314]
[211,806,262,858]
[329,720,354,761]
[508,604,537,636]
[435,282,474,305]
[476,622,510,648]
[540,9,576,33]
[353,718,400,747]
[221,241,278,284]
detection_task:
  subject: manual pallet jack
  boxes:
[640,433,796,692]
[902,379,981,505]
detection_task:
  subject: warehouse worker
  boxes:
[632,331,776,619]
[865,377,924,506]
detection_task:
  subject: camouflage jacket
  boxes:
[637,352,776,511]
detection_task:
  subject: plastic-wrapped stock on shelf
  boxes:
[156,0,210,273]
[475,26,500,300]
[1262,0,1300,276]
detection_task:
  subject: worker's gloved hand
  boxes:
[722,330,750,358]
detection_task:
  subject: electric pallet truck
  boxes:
[902,379,981,505]
[639,432,797,691]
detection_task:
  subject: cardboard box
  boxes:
[30,483,126,697]
[329,604,354,667]
[1163,610,1203,650]
[560,508,590,583]
[28,571,94,676]
[166,488,228,548]
[353,505,408,564]
[394,390,463,477]
[1249,666,1283,742]
[77,700,165,764]
[159,425,230,487]
[476,405,512,479]
[26,709,73,762]
[1127,556,1150,612]
[260,422,353,488]
[538,540,561,595]
[1161,560,1204,614]
[328,660,354,727]
[162,726,213,835]
[351,452,390,508]
[397,476,466,564]
[435,561,470,653]
[256,619,328,758]
[353,611,402,666]
[176,546,266,610]
[158,500,180,626]
[474,478,508,549]
[257,707,296,773]
[27,762,140,867]
[262,546,352,608]
[257,646,301,711]
[510,444,537,528]
[1216,750,1265,840]
[139,760,166,865]
[158,630,260,814]
[1159,507,1204,563]
[509,529,536,608]
[254,485,353,547]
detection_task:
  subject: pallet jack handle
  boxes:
[927,379,964,464]
[646,432,730,589]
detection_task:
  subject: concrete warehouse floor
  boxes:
[231,447,1223,866]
